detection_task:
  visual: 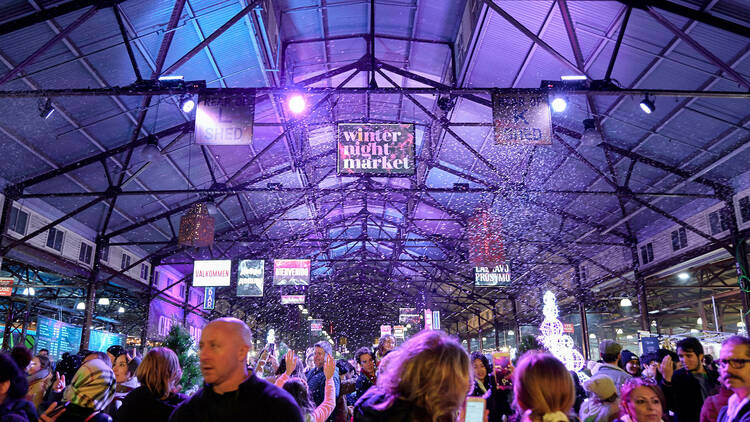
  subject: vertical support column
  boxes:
[476,313,483,352]
[723,190,750,330]
[574,265,590,360]
[140,257,159,351]
[629,243,650,331]
[466,320,471,352]
[2,298,13,350]
[80,238,104,351]
[511,296,521,342]
[493,301,500,350]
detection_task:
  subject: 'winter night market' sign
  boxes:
[337,123,415,176]
[492,90,552,145]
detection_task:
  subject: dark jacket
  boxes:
[660,366,720,422]
[56,403,112,422]
[115,386,186,422]
[353,373,376,404]
[306,367,340,422]
[168,374,302,422]
[352,386,430,422]
[470,375,495,397]
[718,399,750,422]
[335,377,356,421]
[0,398,37,422]
[483,385,513,422]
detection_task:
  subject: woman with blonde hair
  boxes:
[353,330,471,422]
[513,352,577,422]
[115,348,186,422]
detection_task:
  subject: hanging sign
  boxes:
[432,311,441,330]
[380,325,392,337]
[237,260,264,297]
[492,90,552,145]
[195,93,255,145]
[193,260,232,286]
[399,308,420,324]
[310,319,323,333]
[0,277,14,296]
[424,309,433,330]
[474,265,512,287]
[641,337,660,355]
[337,123,416,176]
[273,259,310,285]
[468,208,506,267]
[203,287,216,310]
[394,325,405,339]
[281,294,305,305]
[563,323,575,334]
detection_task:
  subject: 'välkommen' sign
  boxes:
[337,123,415,176]
[492,90,552,145]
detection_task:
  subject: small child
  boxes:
[579,375,620,422]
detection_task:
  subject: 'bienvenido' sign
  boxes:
[337,123,415,176]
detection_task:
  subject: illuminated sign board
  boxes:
[310,319,323,333]
[281,294,305,305]
[337,123,415,176]
[474,264,511,287]
[0,277,13,296]
[237,260,264,297]
[380,325,392,337]
[192,260,232,286]
[273,259,310,285]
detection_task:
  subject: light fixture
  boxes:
[507,330,515,336]
[550,96,567,113]
[639,95,655,114]
[580,118,603,146]
[616,328,624,334]
[620,298,632,307]
[561,75,587,81]
[626,335,634,340]
[205,199,218,216]
[117,306,125,313]
[678,272,690,281]
[437,95,455,113]
[482,337,487,341]
[287,94,307,114]
[302,308,308,314]
[179,95,196,113]
[739,320,746,328]
[38,98,55,119]
[406,324,412,329]
[589,333,596,339]
[651,320,657,327]
[76,302,86,310]
[140,136,162,162]
[22,287,35,296]
[97,298,110,306]
[691,328,699,333]
[697,317,703,326]
[158,75,184,82]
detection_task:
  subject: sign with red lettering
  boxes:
[192,260,232,286]
[394,325,404,339]
[337,123,415,176]
[0,277,13,296]
[281,294,306,305]
[380,325,392,337]
[273,259,310,285]
[563,323,574,334]
[492,90,552,145]
[195,93,255,145]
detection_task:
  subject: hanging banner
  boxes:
[193,260,231,286]
[337,123,416,176]
[310,319,323,333]
[281,294,305,305]
[563,323,575,334]
[394,325,405,339]
[203,287,216,310]
[273,259,310,285]
[468,208,505,267]
[641,337,660,355]
[492,90,552,145]
[380,325,392,337]
[195,93,255,145]
[399,308,420,324]
[424,309,433,330]
[474,265,512,287]
[432,311,441,330]
[237,260,264,297]
[0,277,13,296]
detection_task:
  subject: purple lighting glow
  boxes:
[288,94,306,114]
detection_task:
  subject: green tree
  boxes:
[163,323,202,393]
[517,334,544,357]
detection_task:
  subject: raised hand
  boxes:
[39,401,66,422]
[660,355,674,382]
[52,372,66,393]
[285,350,296,376]
[324,354,335,380]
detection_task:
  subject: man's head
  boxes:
[313,341,333,368]
[38,349,49,358]
[599,340,622,364]
[676,337,705,372]
[719,336,750,397]
[199,318,253,393]
[356,347,375,375]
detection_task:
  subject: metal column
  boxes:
[80,240,104,350]
[2,298,13,350]
[723,192,750,329]
[630,243,650,331]
[579,302,590,360]
[140,257,160,350]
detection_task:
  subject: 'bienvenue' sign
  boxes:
[337,123,415,176]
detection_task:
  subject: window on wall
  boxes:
[640,243,654,264]
[671,227,688,251]
[101,246,109,262]
[78,243,93,264]
[8,207,28,235]
[179,284,186,298]
[740,196,750,223]
[120,253,131,271]
[709,208,731,235]
[46,228,64,252]
[140,264,149,281]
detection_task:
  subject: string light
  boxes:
[538,291,585,373]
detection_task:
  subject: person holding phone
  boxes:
[513,352,577,422]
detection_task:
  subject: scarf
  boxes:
[63,359,116,411]
[27,368,50,385]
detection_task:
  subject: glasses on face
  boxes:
[718,359,750,369]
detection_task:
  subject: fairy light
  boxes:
[538,291,585,374]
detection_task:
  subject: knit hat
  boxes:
[599,340,622,356]
[63,358,116,411]
[583,375,617,400]
[620,350,639,367]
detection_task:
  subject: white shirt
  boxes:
[726,393,750,422]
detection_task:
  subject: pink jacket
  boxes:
[701,386,733,422]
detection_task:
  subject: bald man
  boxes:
[169,318,302,422]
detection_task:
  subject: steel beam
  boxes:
[0,0,125,36]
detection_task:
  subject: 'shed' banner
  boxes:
[337,123,415,176]
[195,93,255,145]
[492,90,552,145]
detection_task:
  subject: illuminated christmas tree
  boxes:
[538,291,585,374]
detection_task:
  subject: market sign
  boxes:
[337,123,415,176]
[641,337,660,354]
[193,260,232,286]
[432,311,441,330]
[310,319,323,333]
[424,309,433,330]
[281,294,305,305]
[203,287,216,310]
[380,325,392,337]
[563,323,574,334]
[0,277,13,296]
[474,265,511,287]
[273,259,310,285]
[394,325,405,339]
[195,93,255,145]
[399,307,420,324]
[237,260,264,297]
[492,90,552,145]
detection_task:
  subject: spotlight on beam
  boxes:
[287,94,307,114]
[678,272,690,281]
[640,95,655,114]
[180,95,196,113]
[550,96,567,113]
[620,298,632,307]
[39,98,55,119]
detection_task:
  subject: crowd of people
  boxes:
[0,318,748,422]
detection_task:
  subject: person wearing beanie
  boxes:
[579,375,620,422]
[57,358,116,422]
[620,351,641,377]
[597,340,632,393]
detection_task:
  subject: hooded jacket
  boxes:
[660,365,719,422]
[352,386,431,422]
[0,397,37,422]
